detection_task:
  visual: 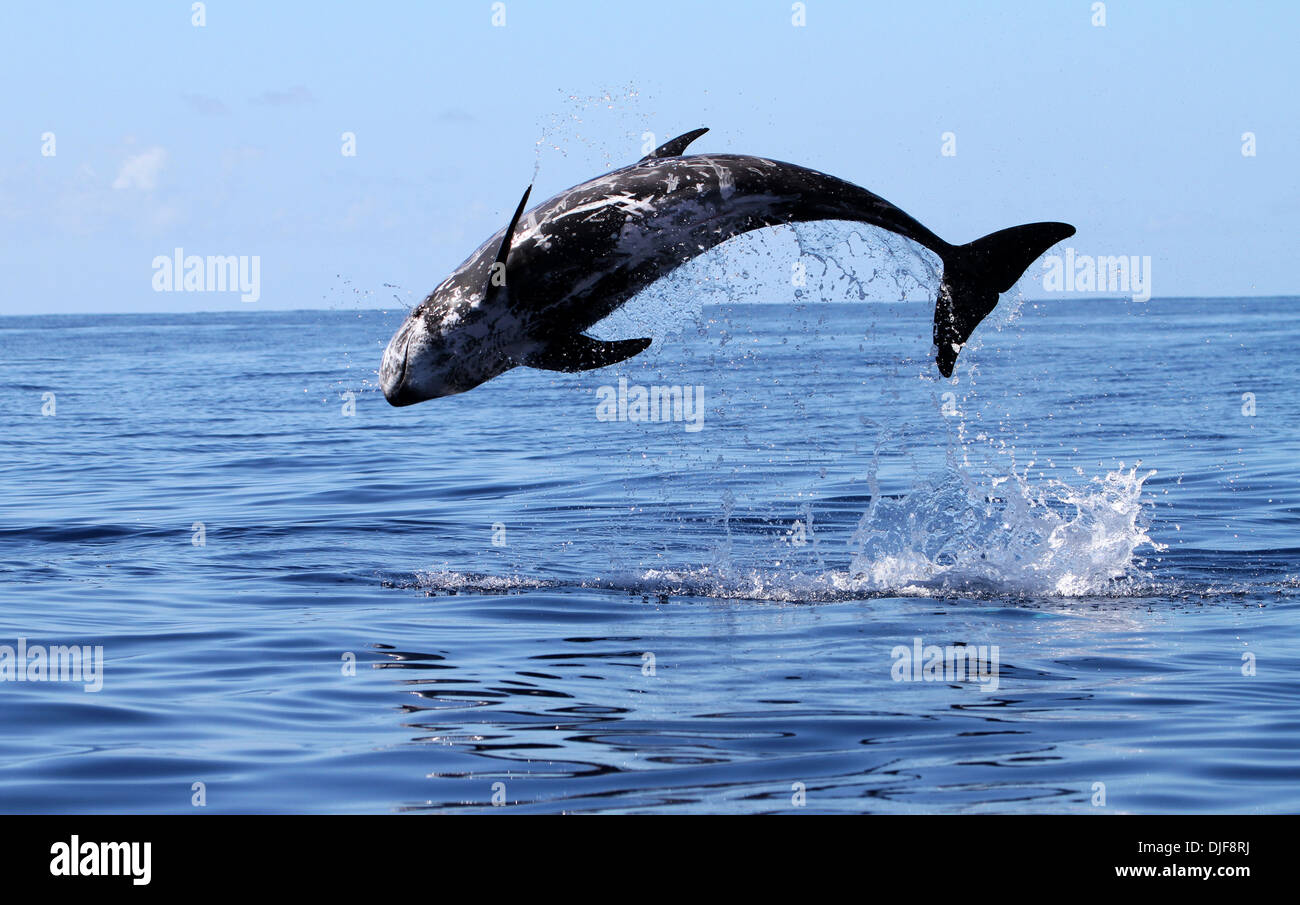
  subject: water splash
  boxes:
[402,463,1162,601]
[533,85,652,175]
[595,220,943,348]
[844,462,1161,596]
[614,465,1159,600]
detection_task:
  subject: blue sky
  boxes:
[1,0,1295,314]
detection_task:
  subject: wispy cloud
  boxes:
[182,93,229,115]
[251,85,314,107]
[112,147,167,191]
[437,108,477,124]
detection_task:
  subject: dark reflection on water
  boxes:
[362,589,1299,814]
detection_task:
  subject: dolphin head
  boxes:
[380,294,523,406]
[382,183,537,406]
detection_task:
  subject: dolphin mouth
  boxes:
[385,384,422,407]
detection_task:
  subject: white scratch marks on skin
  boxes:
[549,191,658,224]
[514,219,553,250]
[438,287,473,327]
[704,161,735,200]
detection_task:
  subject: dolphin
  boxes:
[380,127,1074,406]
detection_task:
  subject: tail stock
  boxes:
[933,221,1075,377]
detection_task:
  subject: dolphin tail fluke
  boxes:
[933,221,1075,377]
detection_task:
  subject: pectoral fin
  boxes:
[525,334,652,372]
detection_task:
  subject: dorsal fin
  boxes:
[483,184,532,305]
[639,127,709,162]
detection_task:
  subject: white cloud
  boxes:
[112,147,167,191]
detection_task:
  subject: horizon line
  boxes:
[0,294,1297,319]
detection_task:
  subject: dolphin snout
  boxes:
[380,326,415,406]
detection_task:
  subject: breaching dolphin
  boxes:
[380,127,1074,406]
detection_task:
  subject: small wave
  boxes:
[398,564,1287,605]
[398,570,559,595]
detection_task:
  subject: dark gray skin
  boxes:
[381,128,1073,405]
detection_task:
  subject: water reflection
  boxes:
[367,602,1152,813]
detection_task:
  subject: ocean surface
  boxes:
[1,294,1297,813]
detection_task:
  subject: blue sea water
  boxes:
[1,295,1297,813]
